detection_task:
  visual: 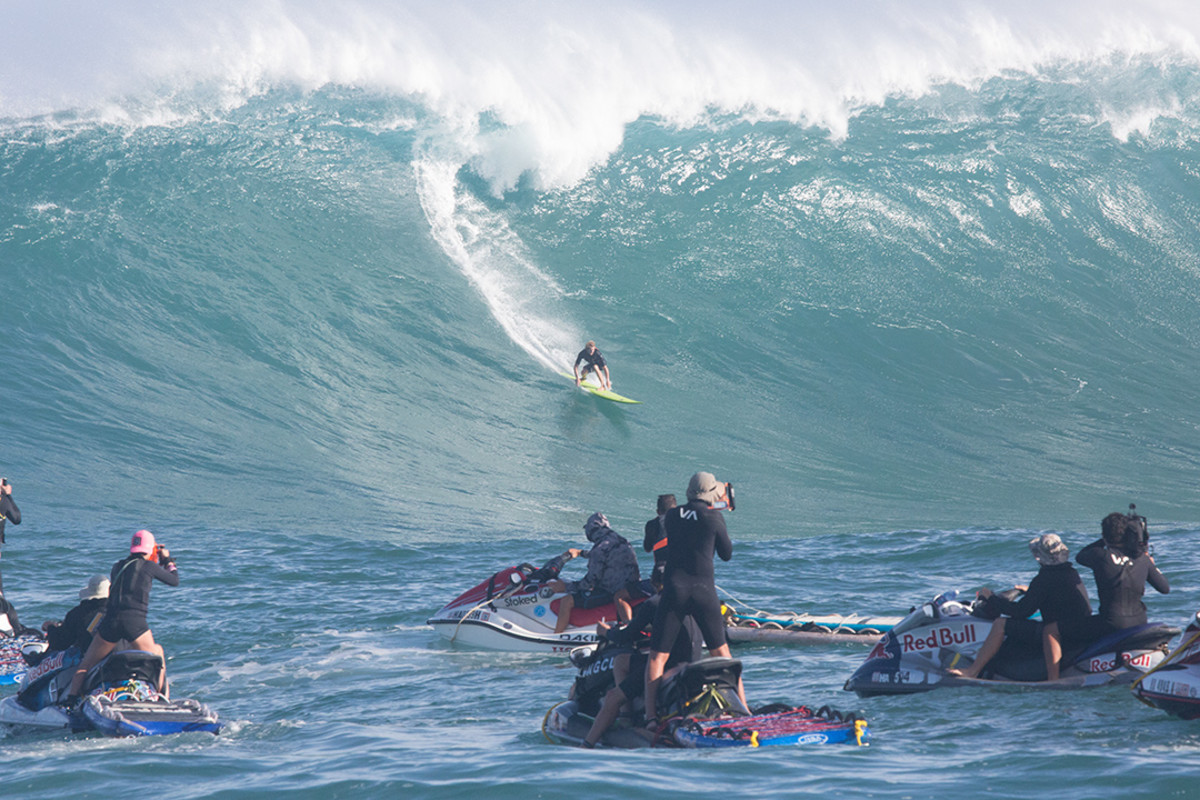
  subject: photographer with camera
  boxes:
[64,529,179,708]
[1074,506,1169,643]
[0,477,22,596]
[643,471,745,725]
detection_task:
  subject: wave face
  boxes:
[6,4,1200,799]
[6,2,1200,537]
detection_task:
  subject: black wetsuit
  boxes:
[1076,538,1169,637]
[643,514,669,584]
[45,597,108,653]
[574,347,607,375]
[97,555,179,643]
[649,499,732,653]
[0,491,21,594]
[988,562,1092,644]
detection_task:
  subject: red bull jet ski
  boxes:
[844,589,1179,696]
[0,647,221,736]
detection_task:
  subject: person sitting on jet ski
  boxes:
[947,533,1091,681]
[578,594,702,748]
[1070,509,1169,647]
[40,575,109,655]
[547,512,642,633]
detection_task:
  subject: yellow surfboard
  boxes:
[558,372,641,404]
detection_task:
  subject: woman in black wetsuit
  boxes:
[65,530,179,704]
[643,471,745,722]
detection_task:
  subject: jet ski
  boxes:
[0,647,221,736]
[844,589,1179,697]
[543,650,869,749]
[427,556,648,654]
[1,632,48,686]
[1132,611,1200,719]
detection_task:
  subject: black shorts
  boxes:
[1003,617,1044,647]
[97,610,149,643]
[618,651,650,700]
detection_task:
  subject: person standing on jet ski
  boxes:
[644,472,746,723]
[947,533,1091,681]
[547,512,642,633]
[1073,509,1169,642]
[573,341,612,391]
[64,530,178,706]
[643,494,676,587]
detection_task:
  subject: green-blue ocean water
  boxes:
[3,3,1200,797]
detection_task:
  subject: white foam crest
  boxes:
[5,2,1200,191]
[412,155,579,372]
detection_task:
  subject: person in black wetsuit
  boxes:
[643,494,676,588]
[643,471,745,722]
[573,340,611,391]
[0,477,22,596]
[1073,510,1169,643]
[580,594,702,747]
[41,575,110,655]
[65,530,179,704]
[946,533,1091,680]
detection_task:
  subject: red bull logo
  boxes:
[22,649,67,685]
[1087,651,1158,672]
[900,623,978,653]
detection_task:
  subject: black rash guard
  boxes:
[649,499,733,653]
[990,562,1092,625]
[643,515,669,580]
[574,347,607,370]
[97,555,179,643]
[1076,538,1169,630]
[46,597,108,653]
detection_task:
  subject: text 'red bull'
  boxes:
[900,624,978,652]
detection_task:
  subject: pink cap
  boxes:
[130,529,156,555]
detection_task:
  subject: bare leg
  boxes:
[584,653,631,747]
[67,635,118,698]
[613,589,632,625]
[127,629,167,695]
[643,650,670,725]
[1043,621,1062,681]
[555,595,576,634]
[947,618,1007,679]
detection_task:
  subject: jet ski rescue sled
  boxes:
[427,557,647,654]
[0,648,221,736]
[844,589,1179,697]
[1,632,47,687]
[720,592,900,645]
[1132,611,1200,719]
[543,655,869,749]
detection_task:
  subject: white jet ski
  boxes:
[427,556,648,654]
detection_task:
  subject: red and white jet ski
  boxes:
[427,556,646,654]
